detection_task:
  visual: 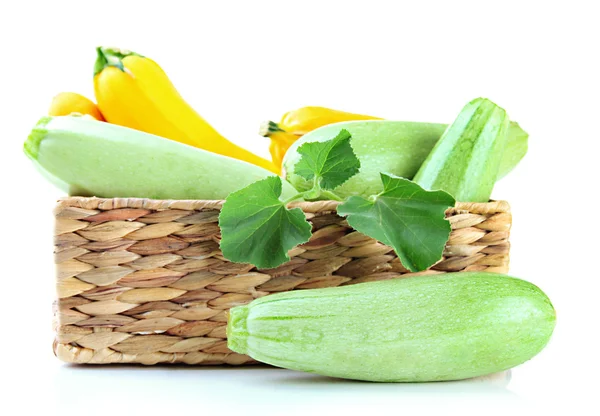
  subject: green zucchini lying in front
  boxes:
[228,272,555,382]
[23,116,297,200]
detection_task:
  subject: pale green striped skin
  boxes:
[228,272,555,382]
[414,98,510,202]
[282,119,528,200]
[284,121,447,198]
[23,116,297,200]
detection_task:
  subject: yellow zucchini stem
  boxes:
[259,120,285,137]
[93,47,142,76]
[94,47,123,76]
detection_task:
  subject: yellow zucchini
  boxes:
[261,106,381,170]
[94,47,277,173]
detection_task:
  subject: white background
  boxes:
[1,1,599,414]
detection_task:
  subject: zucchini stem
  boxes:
[259,120,285,137]
[94,46,124,75]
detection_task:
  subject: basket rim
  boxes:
[56,196,511,215]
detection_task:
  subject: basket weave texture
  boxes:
[53,197,511,365]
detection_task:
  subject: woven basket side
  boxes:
[53,197,511,365]
[56,197,511,215]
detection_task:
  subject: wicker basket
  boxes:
[53,197,511,365]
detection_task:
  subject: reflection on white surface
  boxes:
[52,365,521,414]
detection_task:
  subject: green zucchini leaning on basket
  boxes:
[414,97,511,202]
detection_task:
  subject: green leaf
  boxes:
[294,129,360,190]
[337,173,455,272]
[218,176,312,269]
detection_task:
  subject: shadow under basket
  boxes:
[53,197,511,365]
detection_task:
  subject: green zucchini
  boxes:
[228,272,555,382]
[283,118,527,199]
[414,98,510,202]
[283,121,448,198]
[23,116,297,200]
[500,120,528,179]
